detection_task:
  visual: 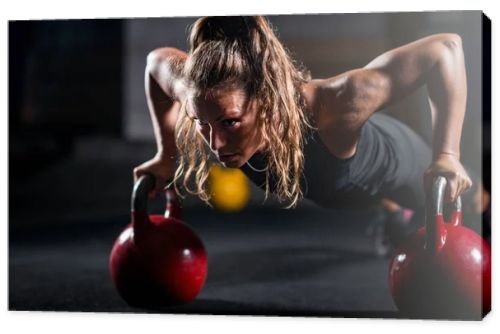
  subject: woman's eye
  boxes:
[222,119,239,128]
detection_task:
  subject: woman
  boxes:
[134,16,487,247]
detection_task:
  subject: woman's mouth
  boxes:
[219,153,238,162]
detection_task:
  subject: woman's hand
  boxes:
[133,153,177,198]
[424,154,472,203]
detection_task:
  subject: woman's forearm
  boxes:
[425,34,467,160]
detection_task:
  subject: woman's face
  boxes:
[189,88,265,168]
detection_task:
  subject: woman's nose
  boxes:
[209,127,226,152]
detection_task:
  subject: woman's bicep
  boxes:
[310,34,463,130]
[359,33,463,112]
[145,67,176,112]
[144,48,186,131]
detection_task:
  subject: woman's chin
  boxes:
[221,159,242,168]
[219,154,243,168]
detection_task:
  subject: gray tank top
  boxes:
[239,112,432,209]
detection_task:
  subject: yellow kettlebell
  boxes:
[208,165,250,212]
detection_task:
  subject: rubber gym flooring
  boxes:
[7,135,422,319]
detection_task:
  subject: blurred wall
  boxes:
[123,17,194,141]
[124,11,484,174]
[9,19,124,177]
[10,19,123,136]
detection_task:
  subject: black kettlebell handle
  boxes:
[132,173,156,215]
[132,173,178,218]
[426,176,462,252]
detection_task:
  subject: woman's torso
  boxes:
[240,111,432,210]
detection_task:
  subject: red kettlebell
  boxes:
[109,174,208,307]
[389,176,491,318]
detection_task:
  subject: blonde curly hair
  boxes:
[173,16,312,208]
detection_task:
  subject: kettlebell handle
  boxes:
[426,176,462,252]
[132,174,180,239]
[132,174,178,213]
[431,176,462,216]
[132,173,156,215]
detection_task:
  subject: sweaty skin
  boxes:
[188,90,266,169]
[134,34,473,203]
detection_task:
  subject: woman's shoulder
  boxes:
[147,47,188,101]
[300,74,351,128]
[300,75,364,159]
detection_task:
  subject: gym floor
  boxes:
[6,135,428,318]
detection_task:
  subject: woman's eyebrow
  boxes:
[215,110,242,121]
[189,110,242,122]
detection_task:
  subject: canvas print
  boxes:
[9,11,491,320]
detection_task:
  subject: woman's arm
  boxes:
[133,47,187,194]
[316,33,472,200]
[361,33,467,160]
[145,47,187,159]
